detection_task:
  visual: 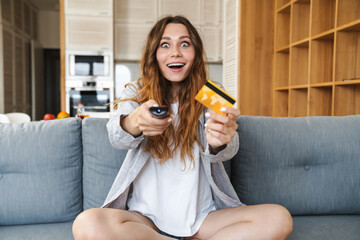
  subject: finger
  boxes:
[220,107,241,119]
[220,106,241,116]
[206,128,232,145]
[205,123,236,139]
[144,99,159,107]
[205,112,233,126]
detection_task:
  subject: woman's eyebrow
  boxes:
[160,36,191,40]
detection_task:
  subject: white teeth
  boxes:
[167,63,185,67]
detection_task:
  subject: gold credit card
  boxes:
[195,80,236,115]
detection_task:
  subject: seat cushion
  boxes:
[82,118,128,210]
[0,221,74,240]
[0,118,83,225]
[232,115,360,215]
[288,215,360,240]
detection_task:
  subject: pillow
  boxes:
[82,118,127,210]
[0,118,83,225]
[232,115,360,215]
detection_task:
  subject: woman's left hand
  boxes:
[204,107,240,152]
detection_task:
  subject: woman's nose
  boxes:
[171,46,182,57]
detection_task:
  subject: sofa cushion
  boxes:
[82,118,127,210]
[0,118,82,225]
[232,115,360,215]
[0,221,74,240]
[288,215,360,240]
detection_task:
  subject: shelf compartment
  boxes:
[273,90,288,117]
[275,5,291,49]
[310,34,334,84]
[337,0,360,27]
[291,1,310,43]
[311,0,336,36]
[334,31,360,82]
[274,51,289,87]
[334,84,360,116]
[289,88,308,117]
[309,86,332,116]
[290,43,309,86]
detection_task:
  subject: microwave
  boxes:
[66,51,113,81]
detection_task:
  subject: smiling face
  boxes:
[156,23,195,85]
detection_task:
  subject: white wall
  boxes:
[38,10,59,48]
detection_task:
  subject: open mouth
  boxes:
[167,63,185,69]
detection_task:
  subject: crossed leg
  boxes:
[73,204,293,240]
[72,208,173,240]
[190,204,293,240]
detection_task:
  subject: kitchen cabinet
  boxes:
[0,26,31,114]
[114,23,152,60]
[66,15,113,51]
[159,0,201,25]
[64,0,113,51]
[114,0,157,24]
[0,27,14,113]
[31,7,38,40]
[1,0,12,24]
[0,0,37,115]
[114,0,223,62]
[65,0,113,16]
[13,0,23,31]
[199,26,222,62]
[23,0,31,36]
[203,0,221,25]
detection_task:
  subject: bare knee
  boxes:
[72,208,112,240]
[265,204,293,240]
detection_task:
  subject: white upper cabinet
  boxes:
[114,0,223,62]
[65,0,113,16]
[66,16,113,51]
[199,26,222,62]
[114,0,157,24]
[159,0,201,25]
[203,0,221,25]
[65,0,113,51]
[115,23,152,60]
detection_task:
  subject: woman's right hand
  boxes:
[121,100,173,137]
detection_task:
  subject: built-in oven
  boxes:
[65,50,113,81]
[66,80,114,117]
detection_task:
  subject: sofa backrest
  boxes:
[232,115,360,216]
[82,118,127,210]
[0,118,83,225]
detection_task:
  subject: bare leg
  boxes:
[192,204,293,240]
[72,208,175,240]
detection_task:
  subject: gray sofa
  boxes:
[0,116,359,240]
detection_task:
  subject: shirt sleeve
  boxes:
[106,83,145,150]
[202,131,239,163]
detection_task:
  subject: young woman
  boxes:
[72,15,293,240]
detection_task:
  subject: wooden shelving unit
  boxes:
[273,0,360,117]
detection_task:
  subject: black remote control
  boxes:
[149,106,169,119]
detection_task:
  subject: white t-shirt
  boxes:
[127,103,216,236]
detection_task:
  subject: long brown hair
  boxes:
[115,15,207,167]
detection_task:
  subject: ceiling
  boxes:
[28,0,59,11]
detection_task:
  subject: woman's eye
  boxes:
[161,43,170,48]
[181,42,190,47]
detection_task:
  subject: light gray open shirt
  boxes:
[102,83,245,210]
